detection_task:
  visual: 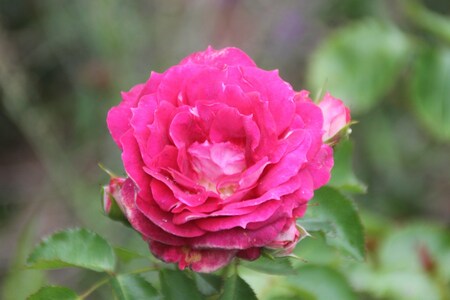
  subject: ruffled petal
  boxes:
[149,241,237,273]
[180,46,256,68]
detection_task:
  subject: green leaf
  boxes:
[298,187,365,261]
[220,274,258,300]
[27,228,116,272]
[110,274,159,300]
[114,247,147,263]
[409,46,450,141]
[27,286,79,300]
[328,139,366,193]
[308,19,410,114]
[160,269,202,300]
[240,256,296,275]
[194,273,223,296]
[287,265,357,300]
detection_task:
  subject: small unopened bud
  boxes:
[318,93,352,145]
[102,177,129,225]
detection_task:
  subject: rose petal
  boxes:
[191,218,286,249]
[180,46,257,68]
[116,178,187,246]
[136,194,205,238]
[149,241,237,273]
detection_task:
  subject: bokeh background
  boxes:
[1,0,449,299]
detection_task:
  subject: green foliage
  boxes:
[308,19,411,114]
[113,247,147,263]
[27,228,116,272]
[378,223,450,281]
[286,265,357,300]
[110,274,159,300]
[240,256,296,275]
[194,273,223,296]
[27,286,79,300]
[159,270,203,300]
[410,46,450,141]
[220,274,258,300]
[328,139,366,193]
[404,0,450,45]
[299,187,365,261]
[347,222,450,300]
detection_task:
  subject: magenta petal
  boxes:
[120,129,150,196]
[237,158,269,191]
[250,95,278,159]
[258,131,310,194]
[169,111,206,149]
[136,194,205,238]
[209,106,247,144]
[150,145,179,170]
[191,218,286,249]
[240,68,296,135]
[219,85,254,115]
[307,145,334,188]
[226,174,301,211]
[195,200,281,231]
[180,46,256,68]
[150,179,179,212]
[143,166,211,207]
[237,247,261,260]
[293,90,313,103]
[156,66,191,106]
[139,72,163,95]
[184,67,225,104]
[117,178,186,246]
[149,241,237,273]
[130,95,158,157]
[146,101,177,158]
[106,83,144,149]
[295,100,324,132]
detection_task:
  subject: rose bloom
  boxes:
[105,46,350,272]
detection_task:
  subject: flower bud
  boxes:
[319,93,351,145]
[102,177,129,225]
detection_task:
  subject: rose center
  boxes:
[188,141,246,195]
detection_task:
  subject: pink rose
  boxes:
[318,93,351,143]
[106,46,340,272]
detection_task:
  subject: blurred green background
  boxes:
[0,0,449,299]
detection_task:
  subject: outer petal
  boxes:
[240,68,296,135]
[107,83,145,148]
[191,218,286,249]
[120,129,151,198]
[149,241,237,273]
[115,178,187,246]
[135,194,206,238]
[180,46,257,68]
[306,144,334,189]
